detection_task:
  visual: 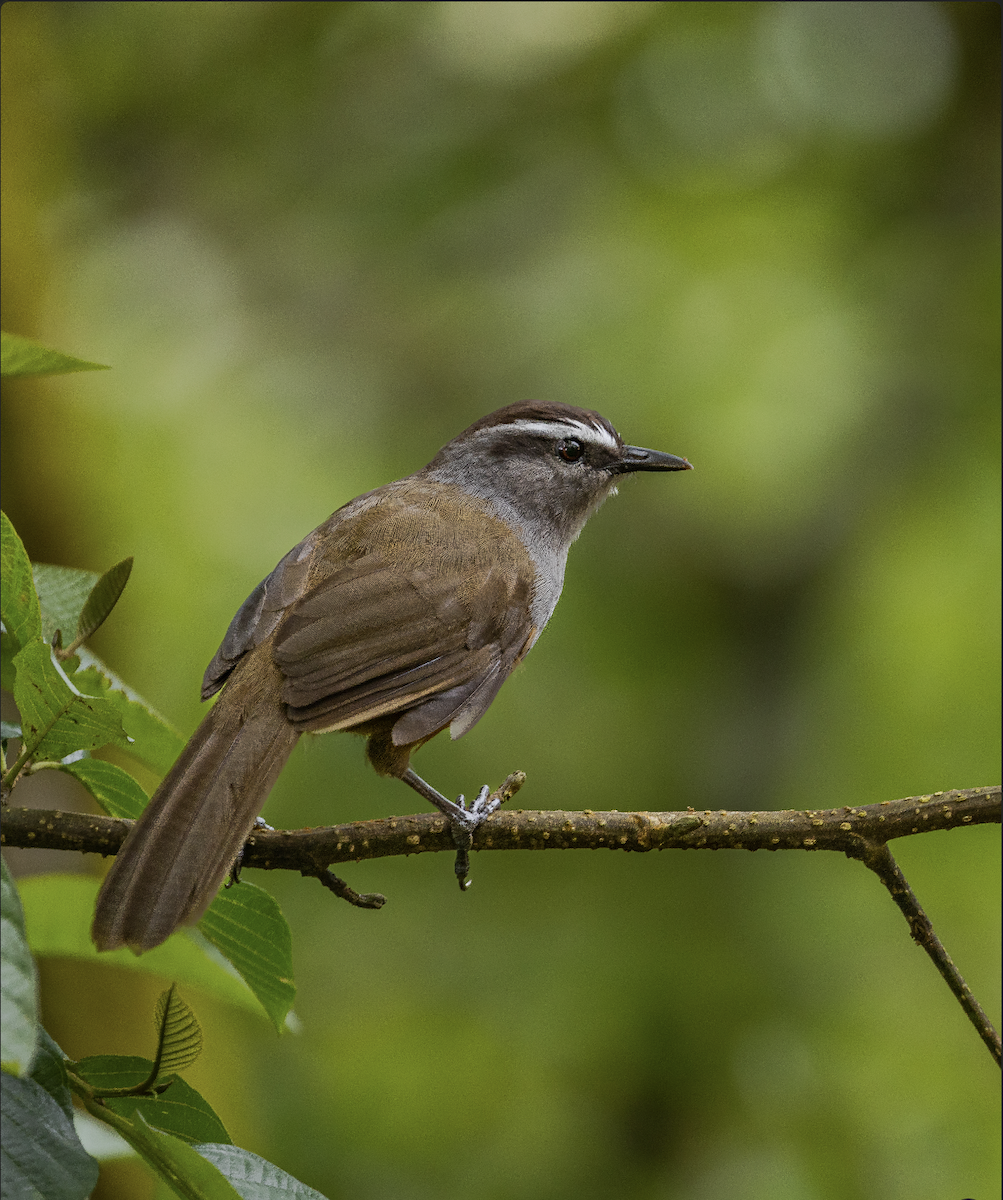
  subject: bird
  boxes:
[91,401,691,951]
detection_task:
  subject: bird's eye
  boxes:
[557,439,584,463]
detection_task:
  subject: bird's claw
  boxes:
[227,816,275,886]
[449,785,500,890]
[400,767,524,892]
[449,785,499,834]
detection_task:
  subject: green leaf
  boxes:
[0,639,15,695]
[31,562,185,775]
[30,1028,74,1122]
[32,564,99,647]
[198,882,296,1035]
[31,558,135,654]
[70,649,185,777]
[12,640,130,763]
[18,875,270,1021]
[58,756,150,820]
[0,1070,99,1200]
[74,1056,231,1146]
[193,1144,330,1199]
[153,986,203,1080]
[1,721,22,740]
[1,512,43,693]
[74,557,133,647]
[86,1106,242,1200]
[0,331,109,377]
[1,857,39,1075]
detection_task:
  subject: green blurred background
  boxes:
[2,2,999,1197]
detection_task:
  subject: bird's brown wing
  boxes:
[201,528,322,700]
[201,483,537,748]
[273,552,533,743]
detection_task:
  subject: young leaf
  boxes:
[18,875,269,1020]
[0,857,39,1075]
[152,985,204,1081]
[72,556,133,649]
[193,1144,331,1199]
[12,640,129,765]
[0,331,109,377]
[198,882,297,1034]
[0,1071,99,1200]
[58,756,150,819]
[74,1056,231,1146]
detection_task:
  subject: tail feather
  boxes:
[92,676,298,952]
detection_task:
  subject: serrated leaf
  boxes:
[58,756,150,819]
[12,640,130,763]
[74,556,133,646]
[75,1057,231,1146]
[194,1144,330,1199]
[32,563,99,647]
[198,882,296,1034]
[1,858,39,1075]
[153,985,203,1079]
[70,649,185,777]
[18,875,268,1021]
[1,511,43,655]
[0,1070,99,1200]
[0,331,109,377]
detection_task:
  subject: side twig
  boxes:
[850,839,1001,1066]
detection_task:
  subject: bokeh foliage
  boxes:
[1,3,999,1199]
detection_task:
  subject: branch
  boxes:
[3,784,999,1064]
[2,785,997,866]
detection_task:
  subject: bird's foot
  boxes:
[400,768,526,891]
[448,785,498,890]
[227,816,275,887]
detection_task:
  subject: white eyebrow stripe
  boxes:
[507,418,619,451]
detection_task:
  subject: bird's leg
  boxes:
[401,768,509,890]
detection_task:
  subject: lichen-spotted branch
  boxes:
[3,783,999,1063]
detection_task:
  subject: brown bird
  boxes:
[92,401,691,951]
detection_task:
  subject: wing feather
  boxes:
[273,554,530,740]
[205,485,537,749]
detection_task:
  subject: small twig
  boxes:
[304,867,386,910]
[1,741,34,794]
[851,840,1001,1066]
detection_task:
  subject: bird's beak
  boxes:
[613,445,693,473]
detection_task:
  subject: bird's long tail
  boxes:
[91,658,299,952]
